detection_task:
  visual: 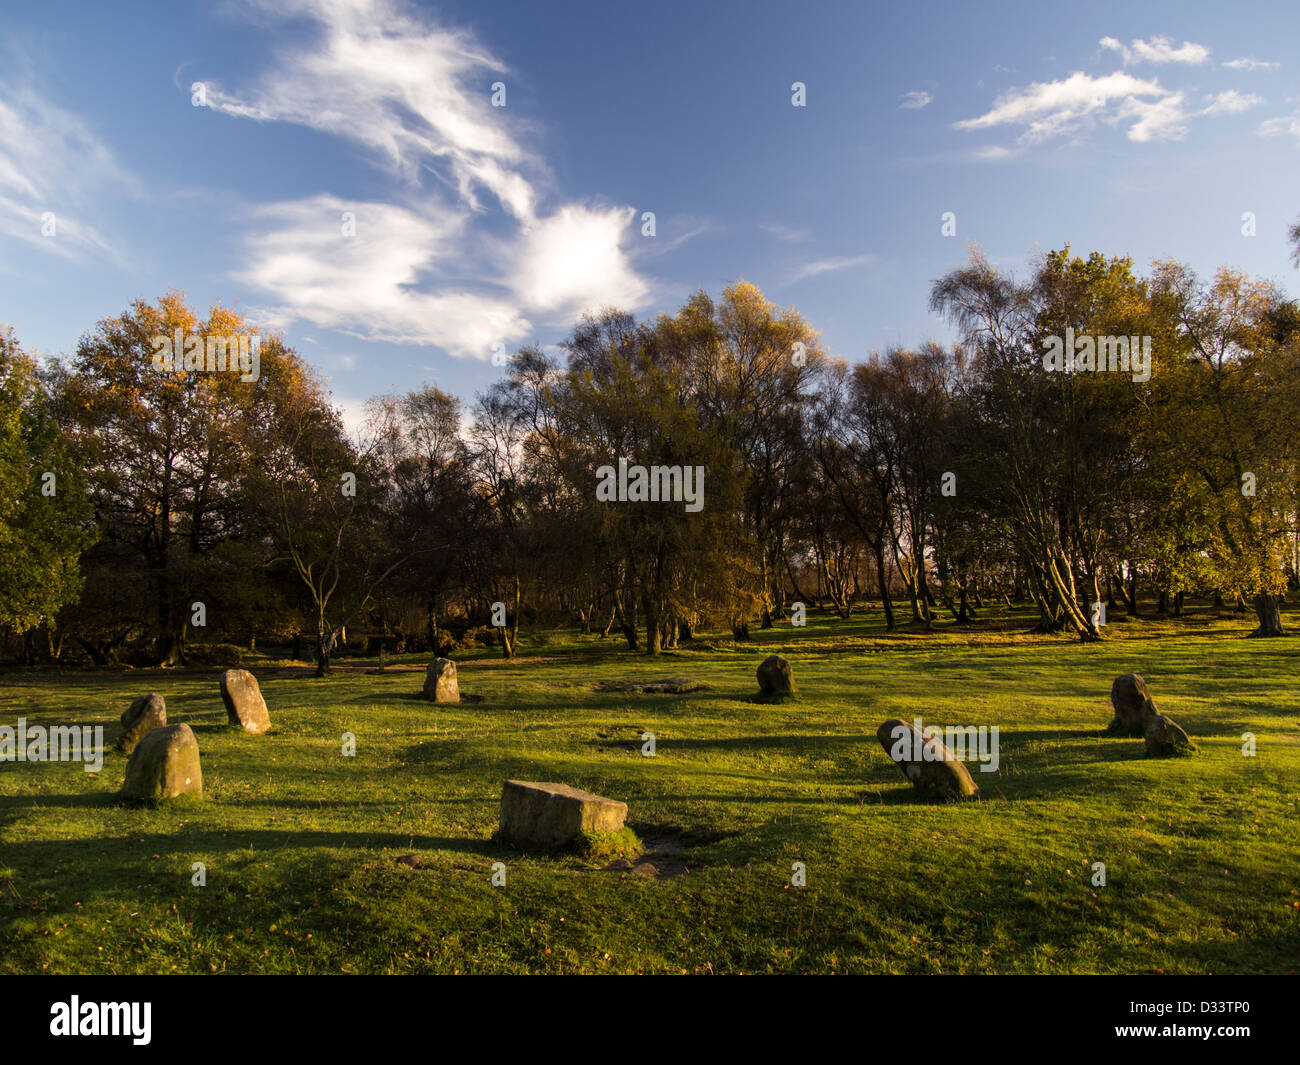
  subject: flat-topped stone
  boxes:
[120,723,202,802]
[118,693,166,754]
[220,669,271,733]
[498,780,628,848]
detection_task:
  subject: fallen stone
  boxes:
[498,780,627,848]
[423,658,460,703]
[1108,673,1159,736]
[1145,713,1195,757]
[120,723,202,802]
[220,669,271,733]
[117,693,166,754]
[756,654,795,696]
[876,718,979,800]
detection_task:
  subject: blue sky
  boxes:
[3,0,1298,423]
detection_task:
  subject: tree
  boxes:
[255,368,409,675]
[0,327,94,654]
[365,386,474,652]
[1148,262,1297,635]
[58,293,309,664]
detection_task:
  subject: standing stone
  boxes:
[498,780,627,848]
[1145,713,1195,757]
[423,658,460,703]
[220,669,271,733]
[1108,673,1159,736]
[120,723,202,802]
[117,693,166,754]
[756,654,795,696]
[876,718,979,800]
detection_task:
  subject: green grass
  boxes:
[1,602,1298,974]
[573,826,643,862]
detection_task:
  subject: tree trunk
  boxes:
[315,621,339,677]
[873,541,895,631]
[644,595,662,656]
[1249,593,1285,637]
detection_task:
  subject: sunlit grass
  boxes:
[1,600,1297,973]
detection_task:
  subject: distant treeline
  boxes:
[2,242,1298,673]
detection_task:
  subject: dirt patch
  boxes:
[597,825,725,879]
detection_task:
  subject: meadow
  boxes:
[1,603,1297,975]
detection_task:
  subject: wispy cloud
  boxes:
[0,80,131,266]
[1099,35,1210,66]
[899,90,932,110]
[207,0,651,357]
[762,222,810,243]
[1259,103,1300,140]
[789,254,871,284]
[955,67,1262,145]
[1224,56,1280,72]
[954,71,1167,142]
[201,0,536,220]
[1201,90,1264,116]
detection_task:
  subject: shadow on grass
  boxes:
[0,791,119,815]
[855,786,983,806]
[0,826,499,883]
[592,732,879,753]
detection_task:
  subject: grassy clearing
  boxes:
[1,602,1297,974]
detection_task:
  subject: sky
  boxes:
[3,0,1298,426]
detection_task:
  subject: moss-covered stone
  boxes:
[574,826,643,862]
[117,693,166,754]
[220,669,271,733]
[1145,713,1196,757]
[422,658,460,703]
[756,654,795,697]
[498,780,627,848]
[1108,673,1159,736]
[877,718,979,800]
[120,723,202,803]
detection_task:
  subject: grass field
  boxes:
[2,603,1298,974]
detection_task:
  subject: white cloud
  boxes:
[1224,57,1279,72]
[954,71,1168,142]
[955,69,1260,145]
[203,0,536,221]
[235,194,530,356]
[212,0,653,357]
[1116,92,1190,142]
[512,205,648,312]
[1100,35,1210,66]
[0,82,130,264]
[899,90,932,110]
[1200,90,1264,116]
[1259,103,1300,139]
[789,254,871,284]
